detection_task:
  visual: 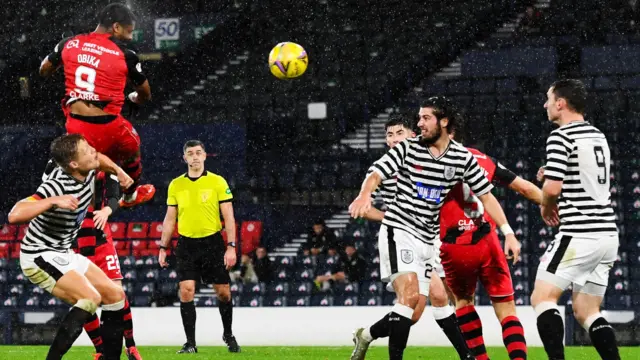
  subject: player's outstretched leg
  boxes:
[21,255,101,360]
[351,294,427,360]
[531,279,566,360]
[572,289,620,360]
[84,263,127,360]
[47,298,98,360]
[119,151,155,208]
[83,313,104,357]
[456,304,489,360]
[122,297,143,360]
[388,274,419,360]
[430,275,473,359]
[492,297,527,360]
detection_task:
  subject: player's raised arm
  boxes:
[464,153,521,263]
[124,49,151,104]
[93,173,121,231]
[97,153,133,189]
[8,182,78,224]
[490,159,543,205]
[39,37,71,77]
[349,141,407,218]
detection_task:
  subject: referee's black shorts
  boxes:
[175,232,230,285]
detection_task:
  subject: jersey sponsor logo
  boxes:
[416,183,443,203]
[457,219,476,231]
[66,39,80,49]
[444,166,456,180]
[225,188,232,194]
[400,249,414,264]
[52,256,69,266]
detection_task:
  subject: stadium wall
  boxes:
[72,306,558,347]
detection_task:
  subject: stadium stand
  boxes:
[1,2,640,348]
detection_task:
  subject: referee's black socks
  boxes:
[181,300,197,346]
[46,300,95,360]
[388,304,414,360]
[219,298,234,336]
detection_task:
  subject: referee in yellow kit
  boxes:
[158,140,240,354]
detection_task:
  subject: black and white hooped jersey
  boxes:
[367,168,396,208]
[21,165,95,253]
[370,137,494,244]
[544,121,618,237]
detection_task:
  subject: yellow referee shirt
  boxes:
[167,171,233,238]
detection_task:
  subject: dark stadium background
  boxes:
[0,0,639,347]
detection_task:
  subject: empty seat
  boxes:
[127,222,149,239]
[0,225,18,241]
[288,296,311,306]
[240,221,263,255]
[240,295,262,307]
[268,282,289,295]
[109,222,127,239]
[334,296,358,306]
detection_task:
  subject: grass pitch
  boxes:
[0,345,637,359]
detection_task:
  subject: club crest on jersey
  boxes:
[401,249,414,264]
[52,256,69,266]
[444,166,456,180]
[66,39,80,49]
[416,182,443,203]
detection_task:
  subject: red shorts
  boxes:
[440,232,514,299]
[65,112,140,163]
[87,242,123,281]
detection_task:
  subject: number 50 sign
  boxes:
[154,18,180,50]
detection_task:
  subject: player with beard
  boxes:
[39,3,154,208]
[349,97,520,359]
[351,114,472,360]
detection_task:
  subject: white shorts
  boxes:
[536,233,618,296]
[20,250,91,293]
[433,239,445,278]
[379,224,435,296]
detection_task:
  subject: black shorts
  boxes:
[175,233,230,285]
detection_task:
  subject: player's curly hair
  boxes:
[420,96,464,135]
[98,3,136,28]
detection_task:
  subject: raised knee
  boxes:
[103,288,125,305]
